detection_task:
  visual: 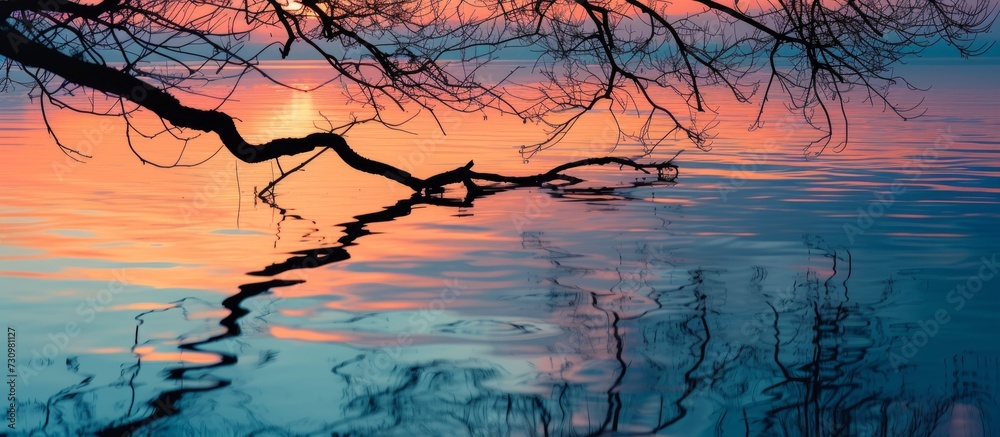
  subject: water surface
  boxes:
[1,63,998,436]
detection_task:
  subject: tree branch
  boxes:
[1,23,677,195]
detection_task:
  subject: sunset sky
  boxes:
[238,0,1000,62]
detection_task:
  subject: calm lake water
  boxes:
[1,63,998,436]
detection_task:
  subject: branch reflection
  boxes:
[27,187,997,436]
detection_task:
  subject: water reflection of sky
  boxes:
[1,64,998,435]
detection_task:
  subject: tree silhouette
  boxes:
[0,0,994,194]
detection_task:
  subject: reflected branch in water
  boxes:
[27,191,999,435]
[251,173,675,278]
[249,191,488,277]
[96,280,302,436]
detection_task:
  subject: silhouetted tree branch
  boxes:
[0,0,994,190]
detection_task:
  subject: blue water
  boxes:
[1,64,998,436]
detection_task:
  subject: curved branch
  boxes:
[1,23,677,195]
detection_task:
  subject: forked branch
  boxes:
[1,23,677,197]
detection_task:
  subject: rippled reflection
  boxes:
[4,64,999,436]
[18,188,996,436]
